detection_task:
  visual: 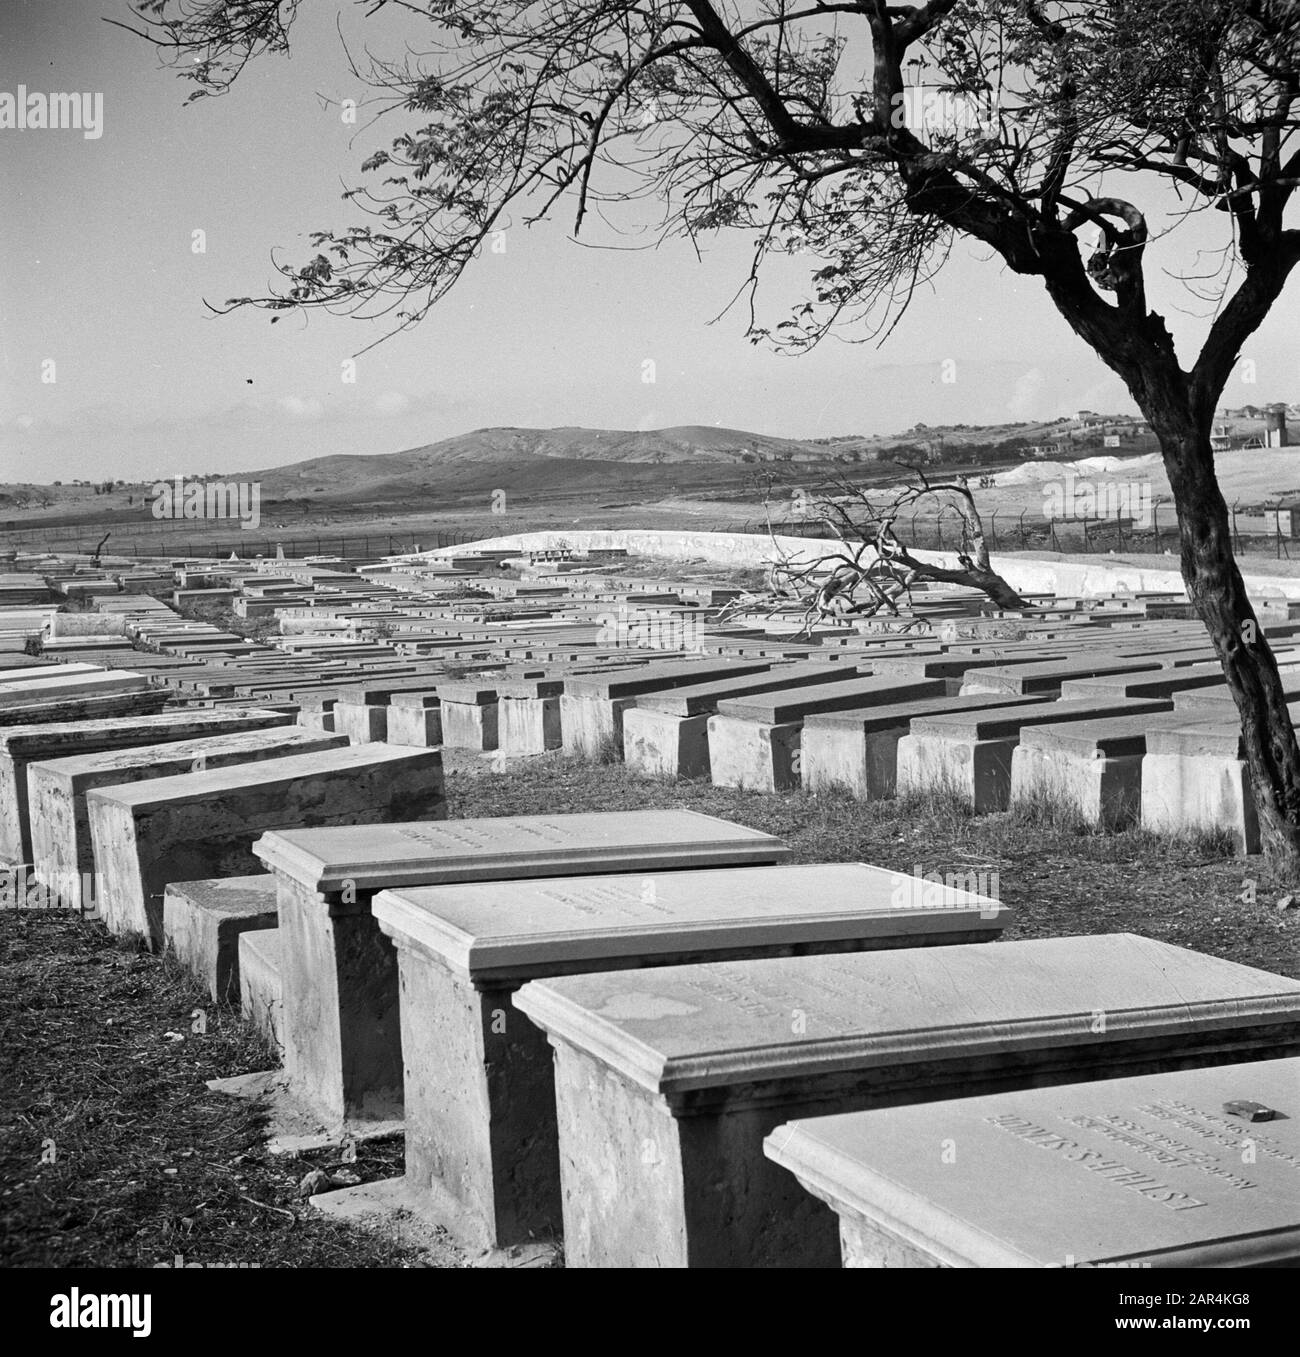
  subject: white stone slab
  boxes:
[254,809,791,893]
[766,1056,1300,1268]
[373,862,1007,979]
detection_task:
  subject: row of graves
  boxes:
[1,546,1299,1266]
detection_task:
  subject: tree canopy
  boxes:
[122,0,1298,409]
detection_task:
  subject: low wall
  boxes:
[397,529,1300,604]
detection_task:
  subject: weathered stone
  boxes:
[0,708,295,866]
[87,744,445,947]
[515,933,1300,1267]
[1140,720,1264,851]
[896,698,1173,812]
[368,861,1008,1251]
[386,692,442,748]
[162,874,279,1001]
[253,810,789,1128]
[708,676,949,792]
[29,726,347,906]
[765,1056,1300,1268]
[240,928,283,1050]
[802,692,1052,800]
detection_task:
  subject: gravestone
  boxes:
[896,697,1173,812]
[708,676,949,792]
[162,874,279,1001]
[765,1056,1300,1267]
[252,810,790,1128]
[87,744,445,947]
[0,707,295,866]
[29,725,347,907]
[514,933,1300,1267]
[366,862,1009,1251]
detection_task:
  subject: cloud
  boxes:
[13,414,35,429]
[373,391,411,417]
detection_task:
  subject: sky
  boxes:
[2,0,1298,484]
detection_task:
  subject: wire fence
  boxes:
[5,504,1297,563]
[726,505,1297,560]
[0,524,487,562]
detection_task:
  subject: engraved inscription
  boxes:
[985,1114,1209,1210]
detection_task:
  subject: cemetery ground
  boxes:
[2,752,1295,1270]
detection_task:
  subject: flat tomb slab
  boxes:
[563,659,773,700]
[87,744,445,947]
[253,809,790,893]
[0,707,296,865]
[765,1056,1300,1268]
[906,696,1173,743]
[959,657,1185,697]
[635,662,868,717]
[29,726,348,906]
[1015,711,1189,759]
[1058,663,1236,702]
[253,810,789,1128]
[369,862,1008,1252]
[515,933,1300,1267]
[715,675,948,725]
[801,693,1055,800]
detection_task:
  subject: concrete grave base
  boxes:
[333,701,387,743]
[1141,753,1256,852]
[517,934,1300,1267]
[273,876,406,1127]
[895,733,1017,811]
[560,694,633,759]
[162,874,279,1002]
[497,696,561,755]
[1010,744,1143,829]
[622,708,710,779]
[801,722,905,800]
[440,700,499,752]
[386,701,441,748]
[706,715,802,791]
[239,927,283,1049]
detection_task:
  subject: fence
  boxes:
[5,504,1297,564]
[0,523,486,563]
[725,504,1297,560]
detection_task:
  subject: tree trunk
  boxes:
[1151,407,1300,872]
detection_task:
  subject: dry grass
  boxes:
[0,913,455,1269]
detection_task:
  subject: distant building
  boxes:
[1265,404,1290,448]
[1262,501,1300,537]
